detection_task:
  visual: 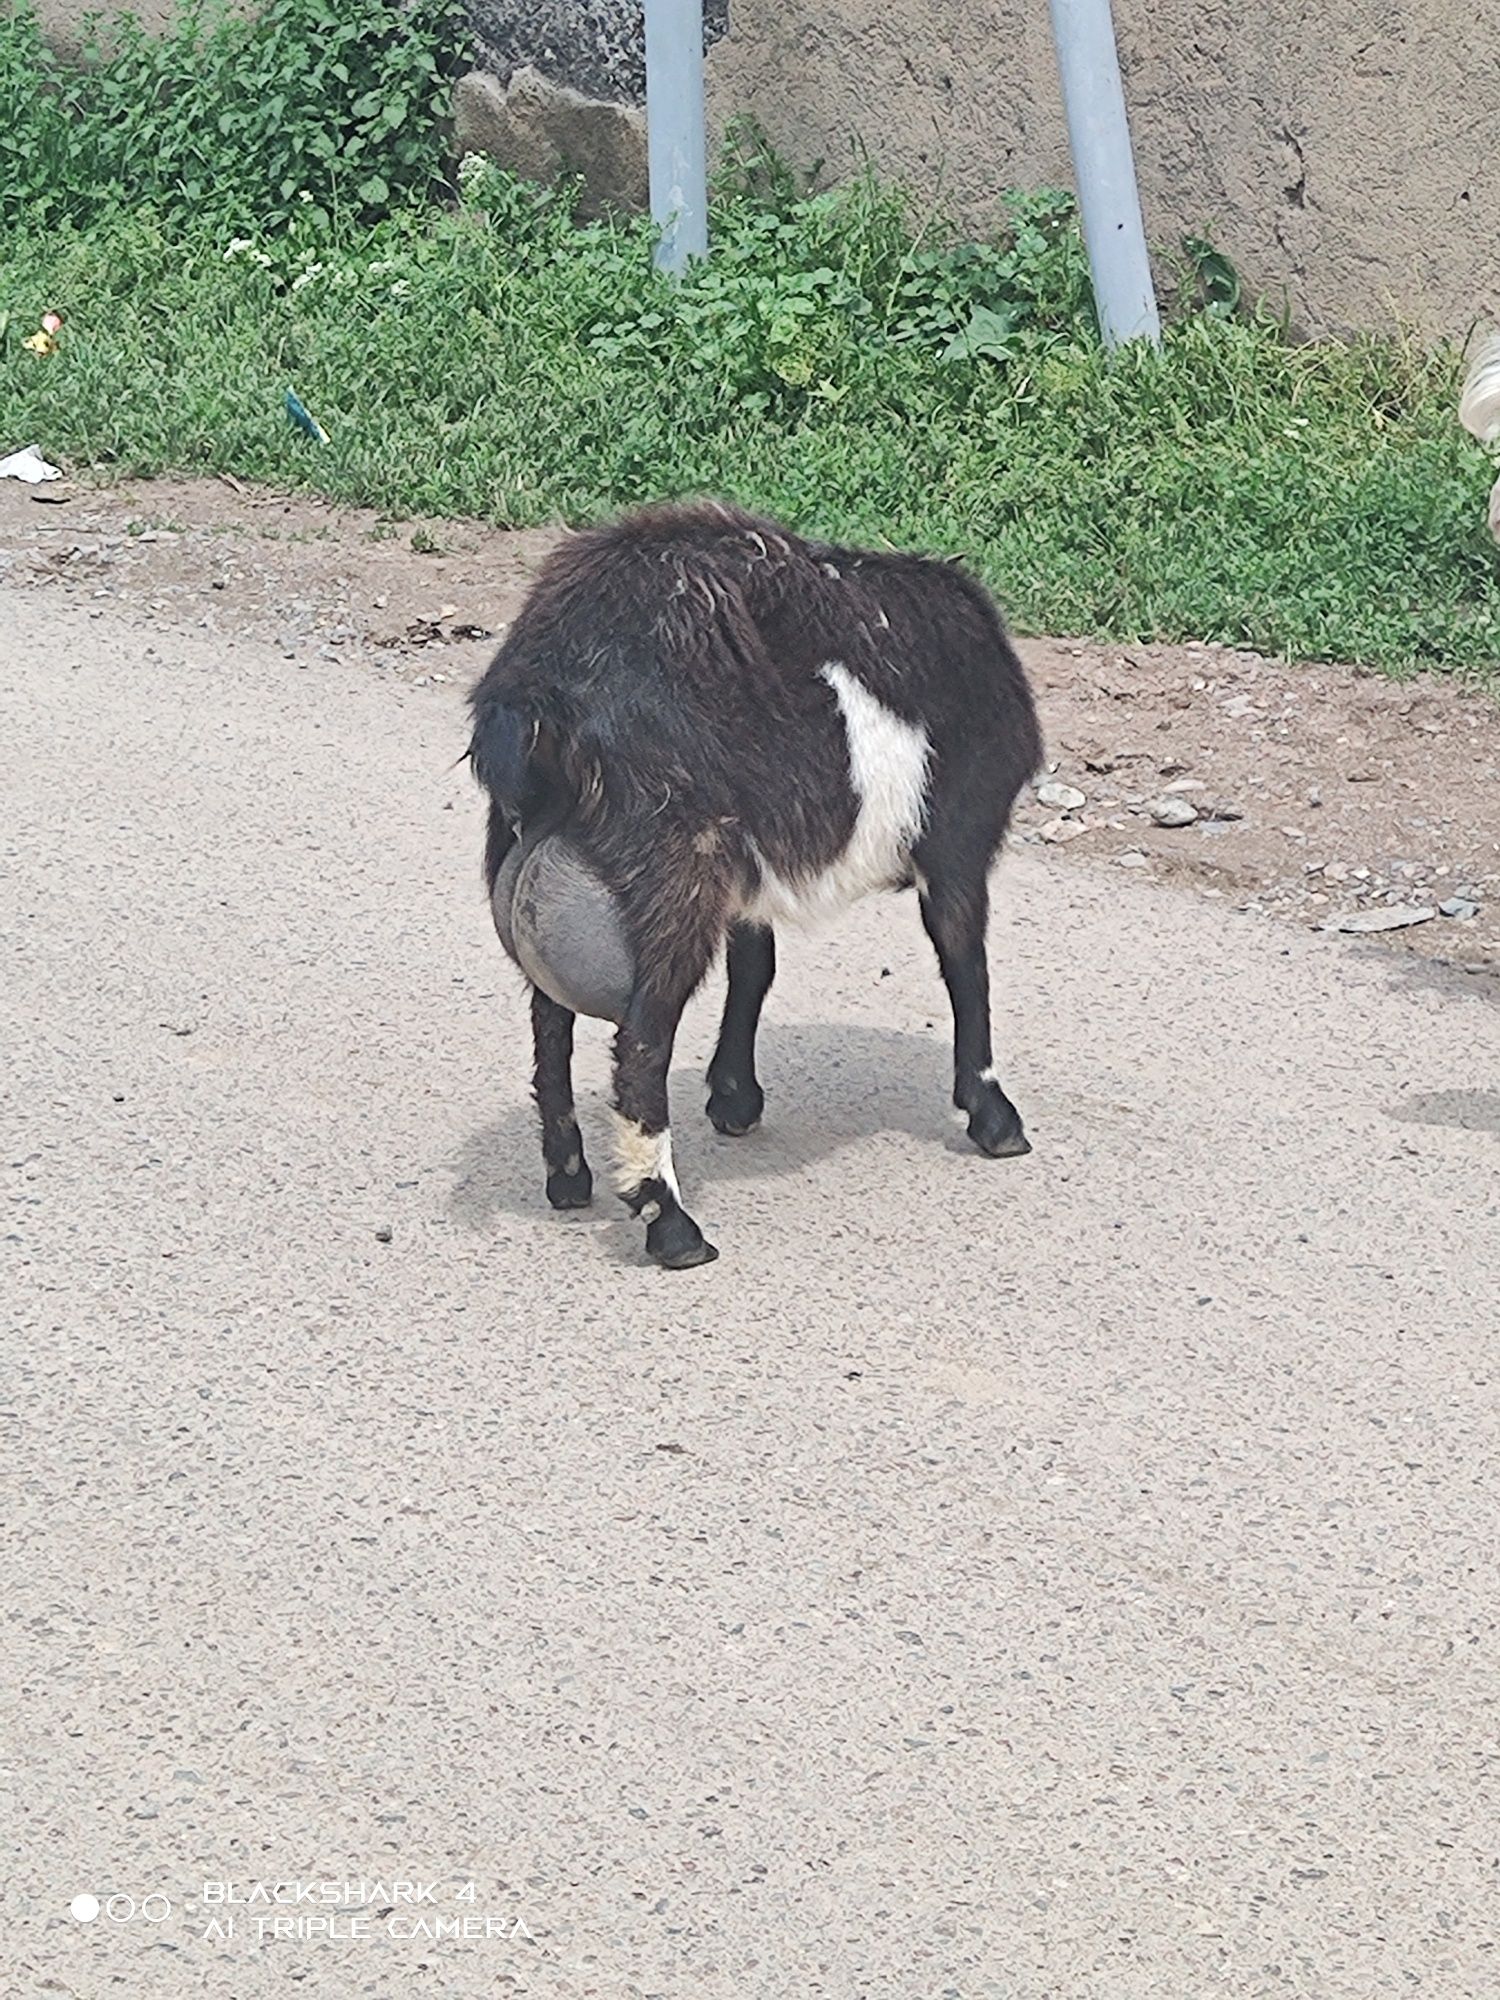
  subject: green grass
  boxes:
[0,0,465,234]
[2,163,1497,673]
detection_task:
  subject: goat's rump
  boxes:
[468,500,1041,907]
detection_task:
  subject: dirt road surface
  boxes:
[5,578,1499,1998]
[4,476,1498,970]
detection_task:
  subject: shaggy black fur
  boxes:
[468,500,1042,1267]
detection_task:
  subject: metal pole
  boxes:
[644,0,708,274]
[1048,0,1160,346]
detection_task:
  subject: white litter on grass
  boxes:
[0,445,62,483]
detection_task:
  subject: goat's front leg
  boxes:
[918,873,1030,1160]
[532,987,592,1209]
[613,992,717,1269]
[707,921,775,1135]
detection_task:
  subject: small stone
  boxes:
[1322,905,1436,934]
[374,1224,393,1243]
[1439,897,1480,920]
[1115,850,1149,869]
[1146,795,1198,828]
[1035,779,1086,812]
[1038,816,1088,845]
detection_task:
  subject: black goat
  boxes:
[467,501,1042,1268]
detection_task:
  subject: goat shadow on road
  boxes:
[446,1019,965,1231]
[1387,1087,1500,1134]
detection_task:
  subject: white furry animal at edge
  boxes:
[1459,332,1500,443]
[738,662,933,929]
[1458,332,1500,543]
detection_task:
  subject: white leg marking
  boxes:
[740,664,931,927]
[611,1115,680,1198]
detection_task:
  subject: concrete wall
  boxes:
[39,0,210,56]
[708,0,1500,336]
[706,1,1499,337]
[31,0,1497,334]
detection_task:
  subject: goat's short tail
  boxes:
[1459,332,1500,444]
[468,698,535,818]
[467,696,540,893]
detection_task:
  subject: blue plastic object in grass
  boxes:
[284,389,328,444]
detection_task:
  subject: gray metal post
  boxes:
[1048,0,1160,345]
[644,0,708,274]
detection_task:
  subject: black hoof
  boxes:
[645,1205,719,1269]
[707,1074,764,1137]
[546,1163,594,1209]
[967,1094,1031,1159]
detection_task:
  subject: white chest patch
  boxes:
[740,663,932,928]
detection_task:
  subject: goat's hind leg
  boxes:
[917,862,1029,1160]
[707,921,775,1136]
[613,982,718,1268]
[532,987,593,1208]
